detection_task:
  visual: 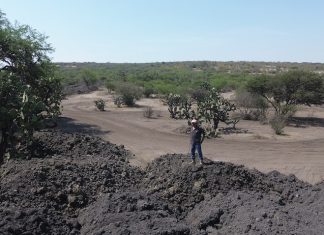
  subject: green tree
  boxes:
[81,69,97,87]
[0,11,63,163]
[143,86,155,98]
[246,71,324,116]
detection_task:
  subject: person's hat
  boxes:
[191,119,197,123]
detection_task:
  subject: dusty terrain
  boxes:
[62,89,324,184]
[1,85,324,233]
[1,130,324,234]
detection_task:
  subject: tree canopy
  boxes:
[246,71,324,115]
[0,11,63,163]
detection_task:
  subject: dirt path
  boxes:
[62,91,324,184]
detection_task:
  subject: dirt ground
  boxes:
[1,131,324,234]
[62,89,324,184]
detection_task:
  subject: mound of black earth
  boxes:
[137,155,324,234]
[82,155,324,234]
[0,130,143,235]
[1,131,324,234]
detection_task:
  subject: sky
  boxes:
[1,0,324,63]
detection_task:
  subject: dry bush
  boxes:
[235,89,268,121]
[113,96,123,108]
[270,114,287,135]
[282,105,298,119]
[143,106,154,118]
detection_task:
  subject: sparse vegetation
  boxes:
[167,82,237,137]
[81,69,98,88]
[246,71,324,116]
[143,86,155,98]
[58,61,257,97]
[2,5,324,235]
[143,106,154,118]
[270,114,287,135]
[94,99,105,111]
[116,83,143,107]
[246,71,324,134]
[113,95,123,108]
[235,88,268,121]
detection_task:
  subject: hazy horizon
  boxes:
[1,0,324,63]
[54,60,324,64]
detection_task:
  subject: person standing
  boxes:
[190,119,205,164]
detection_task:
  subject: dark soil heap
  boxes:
[1,130,324,235]
[0,130,142,235]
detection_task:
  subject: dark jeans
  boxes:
[191,143,203,161]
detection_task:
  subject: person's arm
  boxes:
[200,128,205,144]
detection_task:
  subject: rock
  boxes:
[137,200,153,211]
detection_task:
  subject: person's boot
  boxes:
[190,159,196,164]
[199,159,203,165]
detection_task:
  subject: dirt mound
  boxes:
[135,155,324,234]
[141,155,308,218]
[79,191,190,235]
[80,155,324,234]
[0,130,142,235]
[1,131,324,234]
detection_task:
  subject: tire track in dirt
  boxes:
[62,91,324,185]
[62,108,324,184]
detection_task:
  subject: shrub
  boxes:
[94,99,105,111]
[234,88,268,121]
[81,69,98,87]
[154,82,175,95]
[270,115,287,135]
[282,104,298,119]
[113,96,123,108]
[143,87,155,98]
[116,83,143,107]
[105,80,116,92]
[143,106,154,118]
[226,112,241,129]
